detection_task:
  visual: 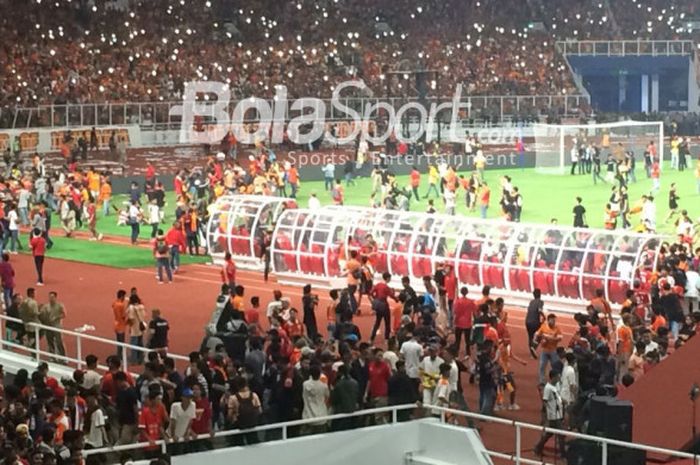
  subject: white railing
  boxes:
[0,314,189,376]
[81,403,700,465]
[1,94,590,129]
[557,40,696,57]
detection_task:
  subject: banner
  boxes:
[0,125,141,154]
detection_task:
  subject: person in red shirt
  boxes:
[365,348,392,418]
[370,272,397,344]
[190,383,212,437]
[285,309,305,340]
[410,166,421,202]
[173,171,185,198]
[444,263,457,328]
[453,287,477,356]
[145,162,156,188]
[221,252,236,289]
[245,296,261,325]
[100,356,135,404]
[139,393,169,446]
[165,221,186,273]
[29,228,46,286]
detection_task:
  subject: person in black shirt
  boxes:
[302,284,319,341]
[525,289,544,358]
[572,197,586,228]
[399,276,419,315]
[147,309,169,352]
[477,340,498,415]
[115,371,139,444]
[388,361,418,421]
[659,282,683,339]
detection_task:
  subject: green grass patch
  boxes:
[37,161,699,269]
[19,235,210,269]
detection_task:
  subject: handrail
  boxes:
[81,403,700,464]
[556,39,695,57]
[0,313,189,376]
[1,94,590,129]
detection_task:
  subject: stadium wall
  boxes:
[170,420,491,465]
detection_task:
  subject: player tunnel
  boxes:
[270,204,662,308]
[206,195,297,268]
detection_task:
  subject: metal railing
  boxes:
[557,39,696,57]
[80,404,700,465]
[0,314,189,376]
[1,94,590,130]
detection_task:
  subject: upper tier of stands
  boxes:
[0,0,698,115]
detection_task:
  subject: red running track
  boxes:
[5,253,648,462]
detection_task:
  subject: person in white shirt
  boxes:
[383,338,399,371]
[82,355,102,391]
[308,193,321,210]
[642,195,656,233]
[148,200,161,239]
[302,365,330,431]
[444,189,456,215]
[534,370,565,457]
[85,395,108,448]
[685,268,700,313]
[559,353,578,415]
[169,388,197,442]
[399,334,424,384]
[419,345,444,405]
[6,206,20,253]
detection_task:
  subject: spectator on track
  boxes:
[39,292,66,360]
[29,229,46,287]
[126,294,147,365]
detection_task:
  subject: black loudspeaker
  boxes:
[587,396,633,442]
[567,439,646,465]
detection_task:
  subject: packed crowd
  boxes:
[0,222,699,463]
[1,0,696,121]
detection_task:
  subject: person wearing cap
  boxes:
[169,388,196,451]
[534,314,563,385]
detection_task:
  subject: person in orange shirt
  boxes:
[99,180,112,217]
[344,250,362,313]
[112,289,128,360]
[287,163,299,198]
[410,166,421,202]
[616,313,634,382]
[326,289,339,334]
[230,285,245,312]
[284,308,305,340]
[534,314,562,385]
[590,288,614,329]
[650,307,667,335]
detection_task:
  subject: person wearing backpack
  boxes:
[226,376,261,445]
[152,230,172,284]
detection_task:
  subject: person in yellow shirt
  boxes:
[670,136,680,169]
[87,168,101,200]
[424,164,440,199]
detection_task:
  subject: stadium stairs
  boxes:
[618,334,700,454]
